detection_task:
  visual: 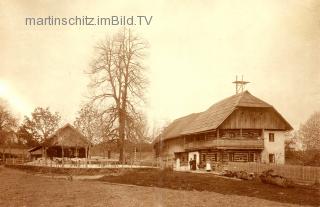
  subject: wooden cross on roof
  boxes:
[233,75,250,94]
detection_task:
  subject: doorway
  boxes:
[188,151,199,170]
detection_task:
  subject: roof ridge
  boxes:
[207,91,247,109]
[237,91,273,108]
[235,90,249,105]
[45,123,90,145]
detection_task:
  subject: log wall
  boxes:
[220,107,289,130]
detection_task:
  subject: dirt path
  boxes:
[0,167,312,207]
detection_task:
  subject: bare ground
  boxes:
[0,166,316,207]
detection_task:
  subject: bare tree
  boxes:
[74,103,104,145]
[0,99,18,161]
[88,28,148,163]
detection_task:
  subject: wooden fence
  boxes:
[226,162,320,184]
[3,157,158,168]
[3,158,29,165]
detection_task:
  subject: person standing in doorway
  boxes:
[192,159,196,170]
[206,159,211,172]
[189,158,193,170]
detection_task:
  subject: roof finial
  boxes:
[232,75,250,94]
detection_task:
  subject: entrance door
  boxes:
[188,151,200,170]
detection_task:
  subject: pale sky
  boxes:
[0,0,319,130]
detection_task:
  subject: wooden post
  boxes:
[8,143,12,159]
[88,145,90,159]
[2,147,5,164]
[217,129,220,139]
[85,146,88,168]
[44,147,47,166]
[61,145,64,168]
[42,147,44,161]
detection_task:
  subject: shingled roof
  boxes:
[161,113,201,139]
[182,91,272,135]
[154,91,290,144]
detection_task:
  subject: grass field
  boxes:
[99,169,319,206]
[0,166,318,207]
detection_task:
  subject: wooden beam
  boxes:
[61,145,64,167]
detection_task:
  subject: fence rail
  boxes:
[226,162,320,183]
[3,157,158,168]
[3,158,29,165]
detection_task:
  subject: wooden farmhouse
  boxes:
[153,91,293,169]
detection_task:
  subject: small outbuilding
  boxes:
[28,146,42,160]
[29,123,91,159]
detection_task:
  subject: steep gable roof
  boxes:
[154,91,291,144]
[44,123,90,147]
[182,91,272,134]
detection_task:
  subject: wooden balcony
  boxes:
[184,138,264,150]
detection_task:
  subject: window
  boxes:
[269,133,275,142]
[248,153,254,162]
[269,153,275,163]
[202,154,206,162]
[234,153,248,162]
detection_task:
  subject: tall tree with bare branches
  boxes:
[88,28,148,163]
[74,103,104,145]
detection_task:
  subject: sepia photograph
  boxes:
[0,0,319,206]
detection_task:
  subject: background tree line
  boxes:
[0,96,150,161]
[285,111,320,166]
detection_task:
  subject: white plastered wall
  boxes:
[261,130,285,164]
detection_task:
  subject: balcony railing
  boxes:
[184,138,264,150]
